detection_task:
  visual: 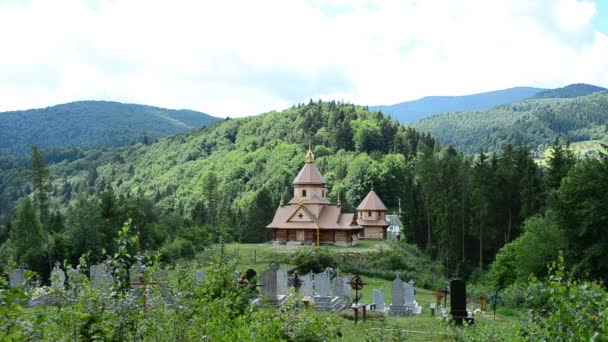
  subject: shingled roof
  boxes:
[356,190,388,211]
[292,160,327,185]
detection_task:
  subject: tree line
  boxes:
[0,100,606,286]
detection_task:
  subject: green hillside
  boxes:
[530,83,606,99]
[0,100,220,155]
[412,91,608,153]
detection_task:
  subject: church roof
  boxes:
[266,204,361,230]
[292,160,327,186]
[356,190,388,211]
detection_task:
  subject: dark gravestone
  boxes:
[450,279,467,325]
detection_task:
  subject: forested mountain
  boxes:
[530,83,606,99]
[1,100,606,288]
[370,86,545,123]
[412,91,608,153]
[0,101,220,155]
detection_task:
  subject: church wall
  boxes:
[363,227,386,240]
[275,229,287,241]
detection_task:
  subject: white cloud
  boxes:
[0,0,606,116]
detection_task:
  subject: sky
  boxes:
[0,0,607,118]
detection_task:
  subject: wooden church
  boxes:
[266,148,389,246]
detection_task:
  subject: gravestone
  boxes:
[301,273,313,297]
[373,289,385,311]
[389,273,408,315]
[344,274,352,301]
[315,272,330,297]
[91,264,112,292]
[9,269,25,288]
[403,282,422,314]
[277,269,288,296]
[450,279,467,325]
[312,271,343,311]
[334,277,345,298]
[259,268,288,307]
[51,262,66,290]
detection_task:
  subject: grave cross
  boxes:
[490,291,502,318]
[348,275,366,305]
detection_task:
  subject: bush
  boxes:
[291,247,337,274]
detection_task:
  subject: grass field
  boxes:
[221,241,522,341]
[536,139,606,165]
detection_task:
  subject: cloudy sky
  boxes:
[1,0,607,117]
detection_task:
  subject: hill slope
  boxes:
[530,83,606,99]
[412,91,608,153]
[0,101,220,155]
[371,86,545,123]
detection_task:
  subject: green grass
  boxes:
[222,243,523,341]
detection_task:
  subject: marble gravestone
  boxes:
[90,264,112,292]
[403,282,422,314]
[9,269,25,288]
[51,263,66,290]
[300,273,313,297]
[277,269,288,296]
[259,268,287,307]
[312,271,343,311]
[195,270,205,282]
[390,273,408,315]
[373,289,385,311]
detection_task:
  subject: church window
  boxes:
[368,211,371,217]
[302,190,307,197]
[298,213,304,219]
[322,190,325,197]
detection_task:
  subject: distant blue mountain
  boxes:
[370,87,546,123]
[529,83,606,99]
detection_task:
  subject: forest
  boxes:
[1,99,606,286]
[1,99,607,339]
[413,90,608,154]
[0,100,219,155]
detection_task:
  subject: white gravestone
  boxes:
[301,273,313,297]
[9,269,25,288]
[51,263,66,290]
[277,269,288,296]
[373,289,385,311]
[315,272,330,297]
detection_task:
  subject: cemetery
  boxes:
[1,239,529,341]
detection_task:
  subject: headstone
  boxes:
[315,272,330,297]
[450,279,467,325]
[9,269,25,288]
[301,273,313,297]
[312,272,343,311]
[334,277,345,298]
[403,281,422,314]
[390,273,408,315]
[195,270,205,282]
[344,274,352,300]
[373,289,385,311]
[277,269,288,296]
[91,264,112,292]
[51,262,66,290]
[258,268,288,307]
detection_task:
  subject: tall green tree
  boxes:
[553,147,608,283]
[27,145,53,273]
[10,197,45,268]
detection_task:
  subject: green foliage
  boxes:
[336,242,445,289]
[0,100,219,155]
[413,91,608,153]
[553,147,608,283]
[9,198,45,267]
[519,254,608,341]
[291,247,337,274]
